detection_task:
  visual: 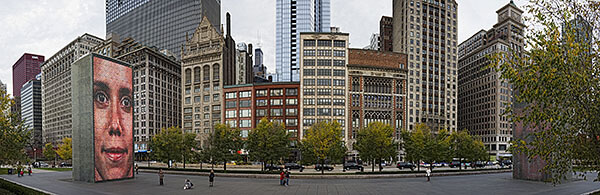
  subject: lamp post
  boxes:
[33,148,37,163]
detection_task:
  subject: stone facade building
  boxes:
[379,16,393,52]
[299,32,349,143]
[347,49,408,160]
[41,33,103,144]
[458,1,524,159]
[393,0,459,132]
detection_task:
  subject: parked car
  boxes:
[343,162,364,171]
[265,164,283,171]
[500,160,512,168]
[315,164,334,171]
[284,162,304,172]
[449,161,461,168]
[396,162,416,170]
[471,161,486,168]
[59,162,72,167]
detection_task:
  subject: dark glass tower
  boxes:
[106,0,221,60]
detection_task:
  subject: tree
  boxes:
[354,122,398,172]
[446,130,488,171]
[401,124,426,171]
[402,124,450,171]
[488,0,600,184]
[247,118,291,171]
[0,89,30,166]
[200,123,242,171]
[43,143,56,161]
[56,137,72,161]
[300,121,346,174]
[149,126,197,168]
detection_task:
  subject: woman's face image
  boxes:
[93,57,133,181]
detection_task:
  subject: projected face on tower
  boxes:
[93,57,133,181]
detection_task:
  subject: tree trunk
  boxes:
[459,158,462,171]
[261,160,264,172]
[321,159,324,175]
[224,161,227,171]
[372,160,375,172]
[417,160,420,172]
[183,155,186,169]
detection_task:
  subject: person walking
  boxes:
[426,168,431,182]
[27,166,32,176]
[159,169,164,185]
[284,169,290,186]
[135,164,139,175]
[209,169,215,187]
[279,170,285,185]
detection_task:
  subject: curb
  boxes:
[140,169,512,179]
[0,177,57,195]
[581,188,600,195]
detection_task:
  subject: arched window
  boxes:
[213,64,220,80]
[194,67,201,83]
[203,65,210,81]
[185,68,192,84]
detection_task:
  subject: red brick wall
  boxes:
[348,49,407,69]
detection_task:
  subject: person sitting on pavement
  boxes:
[183,179,194,190]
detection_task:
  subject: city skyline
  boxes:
[0,0,527,97]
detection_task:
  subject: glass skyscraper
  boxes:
[276,0,330,82]
[106,0,221,60]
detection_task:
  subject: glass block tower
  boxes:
[276,0,330,82]
[106,0,221,60]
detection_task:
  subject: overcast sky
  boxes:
[0,0,526,97]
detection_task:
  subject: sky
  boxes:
[0,0,527,97]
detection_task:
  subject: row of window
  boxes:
[303,79,345,86]
[225,108,299,118]
[303,50,346,57]
[303,89,345,96]
[303,69,345,76]
[303,59,346,66]
[303,39,346,47]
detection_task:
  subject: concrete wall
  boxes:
[71,54,95,182]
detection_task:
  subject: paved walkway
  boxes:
[1,170,598,195]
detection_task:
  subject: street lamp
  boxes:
[33,148,37,163]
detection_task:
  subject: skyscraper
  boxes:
[379,16,393,52]
[106,0,221,60]
[276,0,330,82]
[21,77,42,150]
[393,0,459,132]
[458,1,524,159]
[12,53,44,97]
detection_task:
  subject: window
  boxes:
[185,87,191,94]
[317,88,331,95]
[212,105,220,111]
[303,69,315,76]
[286,108,298,116]
[333,70,345,76]
[256,109,266,117]
[317,50,332,56]
[286,88,298,96]
[333,109,345,116]
[240,109,251,117]
[256,99,267,106]
[225,110,237,118]
[271,108,283,116]
[303,108,315,116]
[194,67,201,83]
[304,39,316,46]
[303,98,315,105]
[213,64,220,80]
[304,79,315,86]
[317,79,331,86]
[333,99,345,105]
[240,100,251,107]
[226,92,237,99]
[286,98,298,105]
[317,108,331,116]
[304,59,315,66]
[333,60,345,66]
[226,101,236,108]
[270,99,283,106]
[333,79,345,86]
[203,65,210,81]
[317,69,331,76]
[270,89,283,96]
[256,89,267,97]
[333,40,346,47]
[303,50,315,56]
[286,119,298,126]
[317,98,331,105]
[185,68,191,84]
[184,108,192,113]
[240,120,251,128]
[317,59,331,66]
[213,94,220,101]
[303,119,315,126]
[185,97,191,104]
[303,89,315,95]
[204,95,210,102]
[317,40,332,46]
[239,91,251,98]
[333,50,345,57]
[333,89,345,96]
[204,113,210,119]
[226,120,237,127]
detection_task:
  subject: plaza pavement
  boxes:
[1,170,598,195]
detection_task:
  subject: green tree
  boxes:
[0,89,30,166]
[149,126,197,168]
[43,143,56,161]
[447,130,489,170]
[489,0,600,183]
[56,138,72,160]
[300,121,346,174]
[200,123,242,171]
[401,124,426,171]
[354,122,398,172]
[402,124,450,171]
[247,118,291,171]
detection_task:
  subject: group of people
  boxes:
[157,169,215,189]
[14,166,32,177]
[279,169,291,186]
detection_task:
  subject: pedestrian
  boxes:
[426,168,431,182]
[28,166,32,176]
[159,169,164,185]
[17,167,21,177]
[285,169,290,186]
[209,169,215,187]
[279,170,285,185]
[183,179,194,190]
[135,164,139,175]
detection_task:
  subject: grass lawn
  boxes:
[0,178,48,195]
[0,168,8,175]
[36,168,72,172]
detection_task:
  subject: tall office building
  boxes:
[393,0,459,132]
[380,16,393,52]
[235,42,254,85]
[276,0,331,82]
[41,34,103,144]
[253,48,268,79]
[21,77,43,149]
[299,32,349,144]
[12,53,44,98]
[106,0,221,60]
[458,1,524,159]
